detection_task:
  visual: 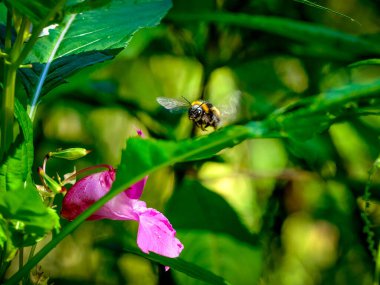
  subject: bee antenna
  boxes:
[181,96,191,105]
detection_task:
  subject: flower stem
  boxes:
[61,164,112,185]
[1,14,29,158]
[374,242,380,285]
[0,9,13,159]
[0,246,10,283]
[1,63,17,157]
[18,249,24,285]
[27,245,37,262]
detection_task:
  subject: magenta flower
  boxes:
[61,166,184,258]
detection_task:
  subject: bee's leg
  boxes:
[195,121,202,130]
[208,117,216,127]
[198,121,206,131]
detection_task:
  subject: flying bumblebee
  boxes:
[157,97,221,130]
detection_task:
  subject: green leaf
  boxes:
[0,183,60,247]
[65,0,112,14]
[26,0,173,63]
[19,49,118,97]
[0,101,33,192]
[271,80,380,140]
[97,238,229,285]
[20,0,172,116]
[0,218,17,262]
[0,218,8,249]
[114,122,276,191]
[14,100,33,169]
[166,179,257,245]
[168,12,380,57]
[349,59,380,68]
[173,231,262,285]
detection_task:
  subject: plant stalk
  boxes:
[1,64,17,157]
[0,9,13,159]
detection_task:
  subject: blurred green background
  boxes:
[17,0,380,284]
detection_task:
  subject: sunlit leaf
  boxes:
[26,0,172,63]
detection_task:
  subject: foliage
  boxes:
[1,0,380,284]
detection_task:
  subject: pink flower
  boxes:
[61,166,184,258]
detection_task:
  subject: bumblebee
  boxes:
[157,97,221,130]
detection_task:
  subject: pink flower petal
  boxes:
[61,163,184,259]
[61,168,139,221]
[125,176,148,199]
[61,168,116,221]
[136,207,184,258]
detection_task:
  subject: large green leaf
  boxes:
[0,101,33,192]
[19,0,172,108]
[26,0,172,64]
[166,179,257,245]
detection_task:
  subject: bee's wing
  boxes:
[218,91,241,125]
[157,97,189,112]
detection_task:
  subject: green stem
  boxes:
[0,246,7,282]
[375,243,380,285]
[27,245,36,262]
[18,249,24,285]
[1,64,17,156]
[23,245,36,285]
[1,15,29,156]
[4,8,12,52]
[9,16,28,60]
[0,9,13,159]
